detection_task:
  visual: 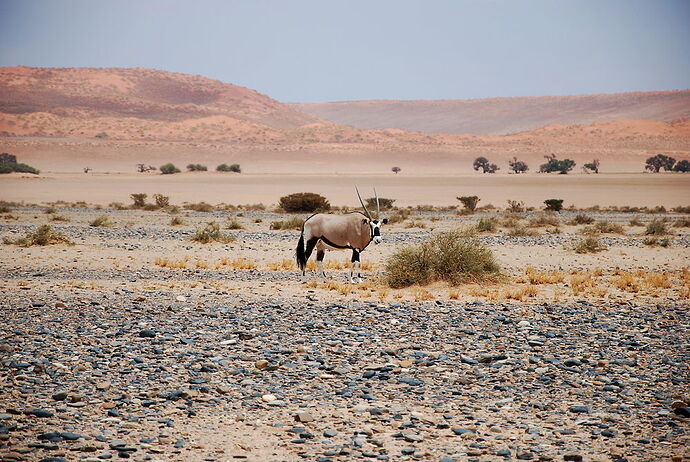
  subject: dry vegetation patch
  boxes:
[4,224,73,246]
[191,222,234,244]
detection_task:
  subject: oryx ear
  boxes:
[382,218,388,225]
[362,218,368,224]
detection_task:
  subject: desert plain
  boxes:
[1,67,690,462]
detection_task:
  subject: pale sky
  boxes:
[1,0,688,102]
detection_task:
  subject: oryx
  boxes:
[296,187,388,283]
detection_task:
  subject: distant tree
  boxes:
[583,159,600,174]
[0,153,17,163]
[508,157,529,174]
[137,164,156,173]
[365,197,395,211]
[217,163,241,173]
[645,154,676,173]
[473,156,499,173]
[457,195,480,213]
[186,163,208,172]
[130,193,147,208]
[95,132,108,139]
[392,166,401,174]
[539,154,576,174]
[672,159,690,172]
[160,163,181,174]
[83,167,91,173]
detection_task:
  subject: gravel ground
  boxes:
[1,207,689,462]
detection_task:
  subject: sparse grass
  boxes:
[611,271,640,293]
[528,213,560,227]
[448,289,460,300]
[170,216,185,226]
[191,222,235,244]
[405,220,427,229]
[266,259,294,271]
[226,218,245,230]
[500,214,522,228]
[573,237,607,253]
[0,205,11,213]
[50,214,70,222]
[525,267,565,284]
[4,224,73,246]
[570,272,600,296]
[44,207,56,214]
[155,257,189,269]
[503,285,538,301]
[643,237,671,247]
[184,202,215,212]
[476,216,498,232]
[89,215,114,227]
[270,216,303,230]
[384,230,500,288]
[387,209,412,224]
[217,257,257,270]
[645,219,668,236]
[674,217,690,227]
[507,226,538,237]
[629,217,644,226]
[546,227,561,234]
[568,213,594,225]
[644,272,672,289]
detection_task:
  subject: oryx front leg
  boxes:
[316,249,326,281]
[350,249,362,284]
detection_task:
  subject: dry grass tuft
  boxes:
[267,259,294,271]
[191,222,235,244]
[507,225,538,237]
[270,216,304,230]
[448,289,460,299]
[475,216,498,232]
[570,272,599,296]
[645,219,668,236]
[568,213,595,225]
[643,237,671,247]
[611,271,640,293]
[412,287,434,301]
[50,214,70,222]
[387,209,412,224]
[221,257,257,270]
[226,218,245,230]
[4,224,73,246]
[89,215,114,227]
[644,272,672,289]
[629,217,644,226]
[405,220,428,229]
[503,285,538,300]
[155,257,189,269]
[170,216,185,226]
[528,213,560,228]
[525,266,565,284]
[184,202,215,212]
[573,237,607,253]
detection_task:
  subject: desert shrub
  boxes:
[226,218,245,230]
[405,220,428,229]
[186,164,208,172]
[95,132,108,138]
[109,202,127,210]
[270,216,304,230]
[500,215,522,228]
[44,207,56,214]
[629,217,644,226]
[387,209,412,224]
[569,213,595,225]
[142,204,158,211]
[0,205,10,213]
[457,195,480,213]
[674,217,690,227]
[217,163,241,173]
[279,193,330,213]
[507,225,538,237]
[473,157,499,173]
[539,154,575,174]
[153,194,170,208]
[0,161,40,174]
[645,219,668,235]
[384,230,500,288]
[671,206,690,213]
[506,200,525,213]
[50,214,70,222]
[544,199,564,212]
[365,197,395,211]
[573,237,607,253]
[184,202,214,212]
[591,220,625,234]
[644,237,671,247]
[170,216,185,226]
[391,166,401,174]
[583,159,600,174]
[130,193,147,208]
[160,163,181,174]
[89,215,113,227]
[528,213,560,227]
[191,222,234,244]
[4,224,72,246]
[476,216,498,232]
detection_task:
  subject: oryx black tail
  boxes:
[296,233,307,273]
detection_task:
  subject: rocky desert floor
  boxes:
[1,202,689,462]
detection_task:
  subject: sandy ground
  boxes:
[2,171,690,209]
[1,204,689,462]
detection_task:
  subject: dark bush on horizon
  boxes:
[279,193,330,213]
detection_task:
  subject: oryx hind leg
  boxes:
[316,248,326,281]
[350,249,362,284]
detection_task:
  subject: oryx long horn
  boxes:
[355,185,372,220]
[374,188,380,220]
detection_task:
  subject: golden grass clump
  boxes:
[643,237,671,247]
[405,220,428,229]
[568,213,595,225]
[170,216,185,226]
[570,272,599,296]
[50,214,70,222]
[270,216,304,230]
[191,222,235,244]
[629,217,644,226]
[4,224,73,246]
[384,229,500,288]
[221,257,257,270]
[155,257,189,269]
[387,209,412,224]
[525,266,565,284]
[611,271,640,293]
[503,285,538,300]
[184,202,215,212]
[644,272,672,289]
[645,219,668,236]
[573,237,607,254]
[89,215,114,227]
[226,217,245,230]
[266,259,294,271]
[507,225,538,237]
[475,216,498,232]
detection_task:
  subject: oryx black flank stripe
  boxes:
[319,235,352,250]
